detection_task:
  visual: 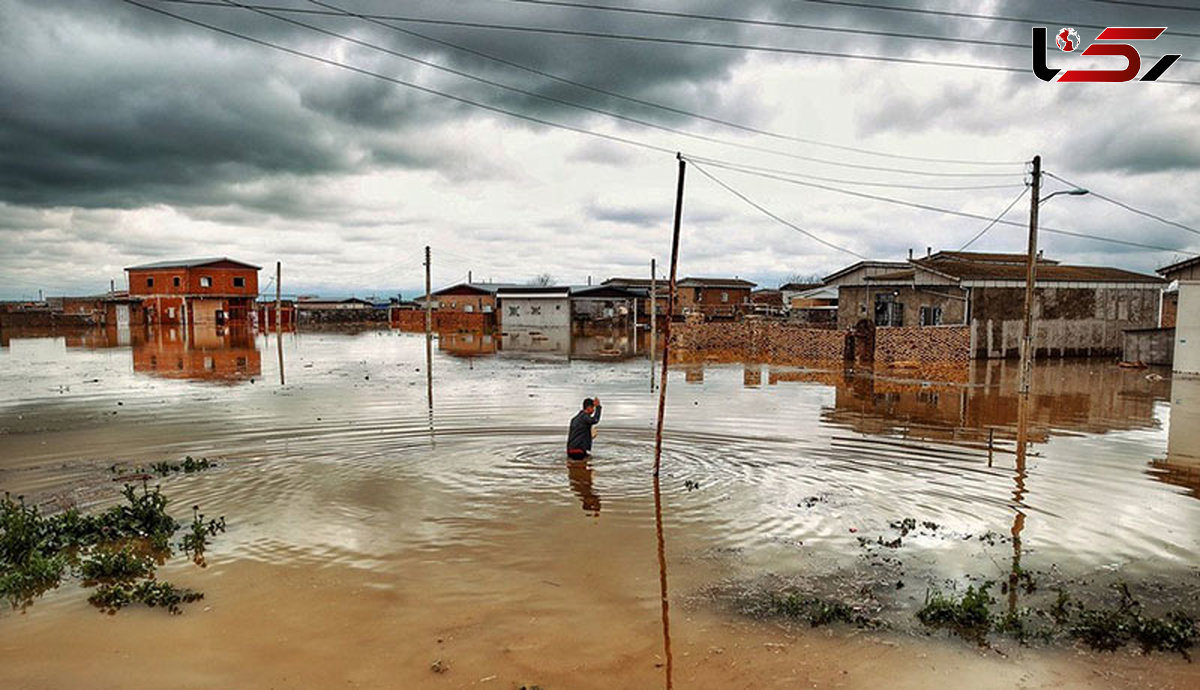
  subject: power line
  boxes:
[792,0,1200,40]
[205,0,1016,178]
[157,0,1200,85]
[1044,171,1200,237]
[1076,0,1200,12]
[693,156,1196,255]
[687,160,868,259]
[686,155,1024,191]
[119,0,678,157]
[959,188,1029,251]
[301,0,1023,167]
[489,0,1196,64]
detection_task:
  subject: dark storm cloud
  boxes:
[12,0,1169,213]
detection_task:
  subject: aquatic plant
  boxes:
[762,591,870,628]
[78,546,155,583]
[0,483,222,615]
[150,456,216,477]
[88,579,203,615]
[179,506,226,565]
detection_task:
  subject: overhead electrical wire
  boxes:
[1076,0,1200,12]
[958,188,1029,251]
[155,0,1200,85]
[792,0,1200,40]
[205,0,1016,178]
[688,160,869,259]
[487,0,1196,64]
[119,0,678,157]
[301,0,1023,167]
[688,155,1196,255]
[1044,171,1200,237]
[685,155,1024,191]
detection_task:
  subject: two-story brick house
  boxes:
[126,257,260,325]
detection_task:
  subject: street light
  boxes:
[1039,187,1089,204]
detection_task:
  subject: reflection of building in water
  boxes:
[820,359,1167,446]
[1152,377,1200,498]
[567,460,601,516]
[496,330,644,362]
[437,331,498,357]
[499,328,571,359]
[132,326,261,382]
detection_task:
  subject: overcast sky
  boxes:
[1,0,1198,300]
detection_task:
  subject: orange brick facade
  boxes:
[126,260,259,325]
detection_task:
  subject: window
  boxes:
[173,276,181,287]
[464,304,474,313]
[146,277,154,288]
[233,277,245,288]
[509,306,520,317]
[874,294,904,327]
[200,276,212,288]
[530,305,542,315]
[919,306,943,326]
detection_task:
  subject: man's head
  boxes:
[582,398,595,412]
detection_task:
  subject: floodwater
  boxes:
[1,324,1199,689]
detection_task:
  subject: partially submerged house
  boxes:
[1157,257,1200,375]
[570,285,640,327]
[834,251,1164,359]
[495,286,572,331]
[126,257,260,325]
[675,277,756,319]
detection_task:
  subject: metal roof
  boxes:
[910,258,1163,284]
[677,276,757,288]
[125,257,261,270]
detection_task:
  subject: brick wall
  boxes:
[874,325,970,364]
[673,320,847,363]
[390,309,493,331]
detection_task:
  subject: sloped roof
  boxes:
[822,261,908,284]
[431,282,524,296]
[677,277,757,288]
[924,251,1059,266]
[912,258,1163,283]
[779,282,823,291]
[125,257,261,270]
[1158,256,1200,278]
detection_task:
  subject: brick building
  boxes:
[126,258,260,326]
[675,277,756,319]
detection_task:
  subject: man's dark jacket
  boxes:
[566,406,602,454]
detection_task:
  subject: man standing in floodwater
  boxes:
[566,397,602,460]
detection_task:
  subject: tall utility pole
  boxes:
[1018,156,1041,398]
[424,246,432,334]
[275,261,282,332]
[276,261,285,386]
[650,257,657,377]
[654,156,685,477]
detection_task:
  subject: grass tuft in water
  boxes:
[78,546,155,584]
[916,583,995,642]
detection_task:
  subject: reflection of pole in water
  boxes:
[425,246,434,432]
[653,471,673,690]
[1009,392,1030,614]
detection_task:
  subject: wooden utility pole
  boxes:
[654,157,685,476]
[424,246,433,414]
[275,261,282,332]
[1018,156,1041,397]
[276,261,284,386]
[650,258,657,368]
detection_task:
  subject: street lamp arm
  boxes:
[1040,188,1089,204]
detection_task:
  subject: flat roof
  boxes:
[126,257,261,271]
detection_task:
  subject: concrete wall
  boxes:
[1123,328,1174,366]
[499,296,570,330]
[1174,282,1200,375]
[972,286,1160,359]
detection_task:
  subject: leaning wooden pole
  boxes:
[654,155,685,477]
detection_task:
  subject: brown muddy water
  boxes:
[1,325,1199,689]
